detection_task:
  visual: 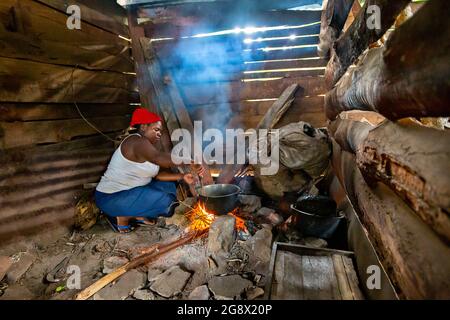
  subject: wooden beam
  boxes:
[165,73,214,185]
[139,37,180,135]
[331,140,450,299]
[318,0,355,58]
[325,0,450,120]
[256,84,299,129]
[325,0,410,87]
[127,6,172,151]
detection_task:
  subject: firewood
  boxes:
[325,0,450,120]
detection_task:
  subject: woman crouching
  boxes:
[95,108,202,233]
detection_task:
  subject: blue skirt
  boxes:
[95,180,177,218]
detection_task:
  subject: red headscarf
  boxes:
[130,108,162,127]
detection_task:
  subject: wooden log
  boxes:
[356,121,450,243]
[331,140,450,299]
[0,116,129,149]
[325,0,450,121]
[318,0,355,58]
[325,0,410,87]
[327,111,385,153]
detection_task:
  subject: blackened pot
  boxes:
[196,184,241,215]
[290,204,344,239]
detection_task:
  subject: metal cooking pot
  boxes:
[290,204,344,239]
[196,184,241,215]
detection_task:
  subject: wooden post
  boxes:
[127,6,172,151]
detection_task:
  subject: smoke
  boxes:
[164,24,244,133]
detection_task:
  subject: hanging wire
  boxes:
[64,65,118,143]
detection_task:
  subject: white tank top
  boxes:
[96,134,160,194]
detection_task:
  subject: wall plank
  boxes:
[0,103,134,121]
[0,116,130,148]
[0,57,136,103]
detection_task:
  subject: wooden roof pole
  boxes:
[127,5,172,151]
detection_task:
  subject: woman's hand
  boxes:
[190,163,206,178]
[182,173,195,185]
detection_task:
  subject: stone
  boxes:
[238,195,262,213]
[93,270,146,300]
[0,256,13,281]
[0,284,35,300]
[6,253,36,284]
[207,216,236,255]
[147,268,163,283]
[256,207,284,226]
[208,275,253,300]
[188,285,210,300]
[150,266,191,298]
[102,256,129,274]
[166,197,195,229]
[245,228,273,264]
[246,286,264,300]
[133,289,155,300]
[302,237,328,248]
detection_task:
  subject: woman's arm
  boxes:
[155,171,196,184]
[155,171,183,182]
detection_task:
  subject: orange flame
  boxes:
[186,202,248,233]
[186,202,216,232]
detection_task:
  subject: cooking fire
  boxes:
[185,201,249,234]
